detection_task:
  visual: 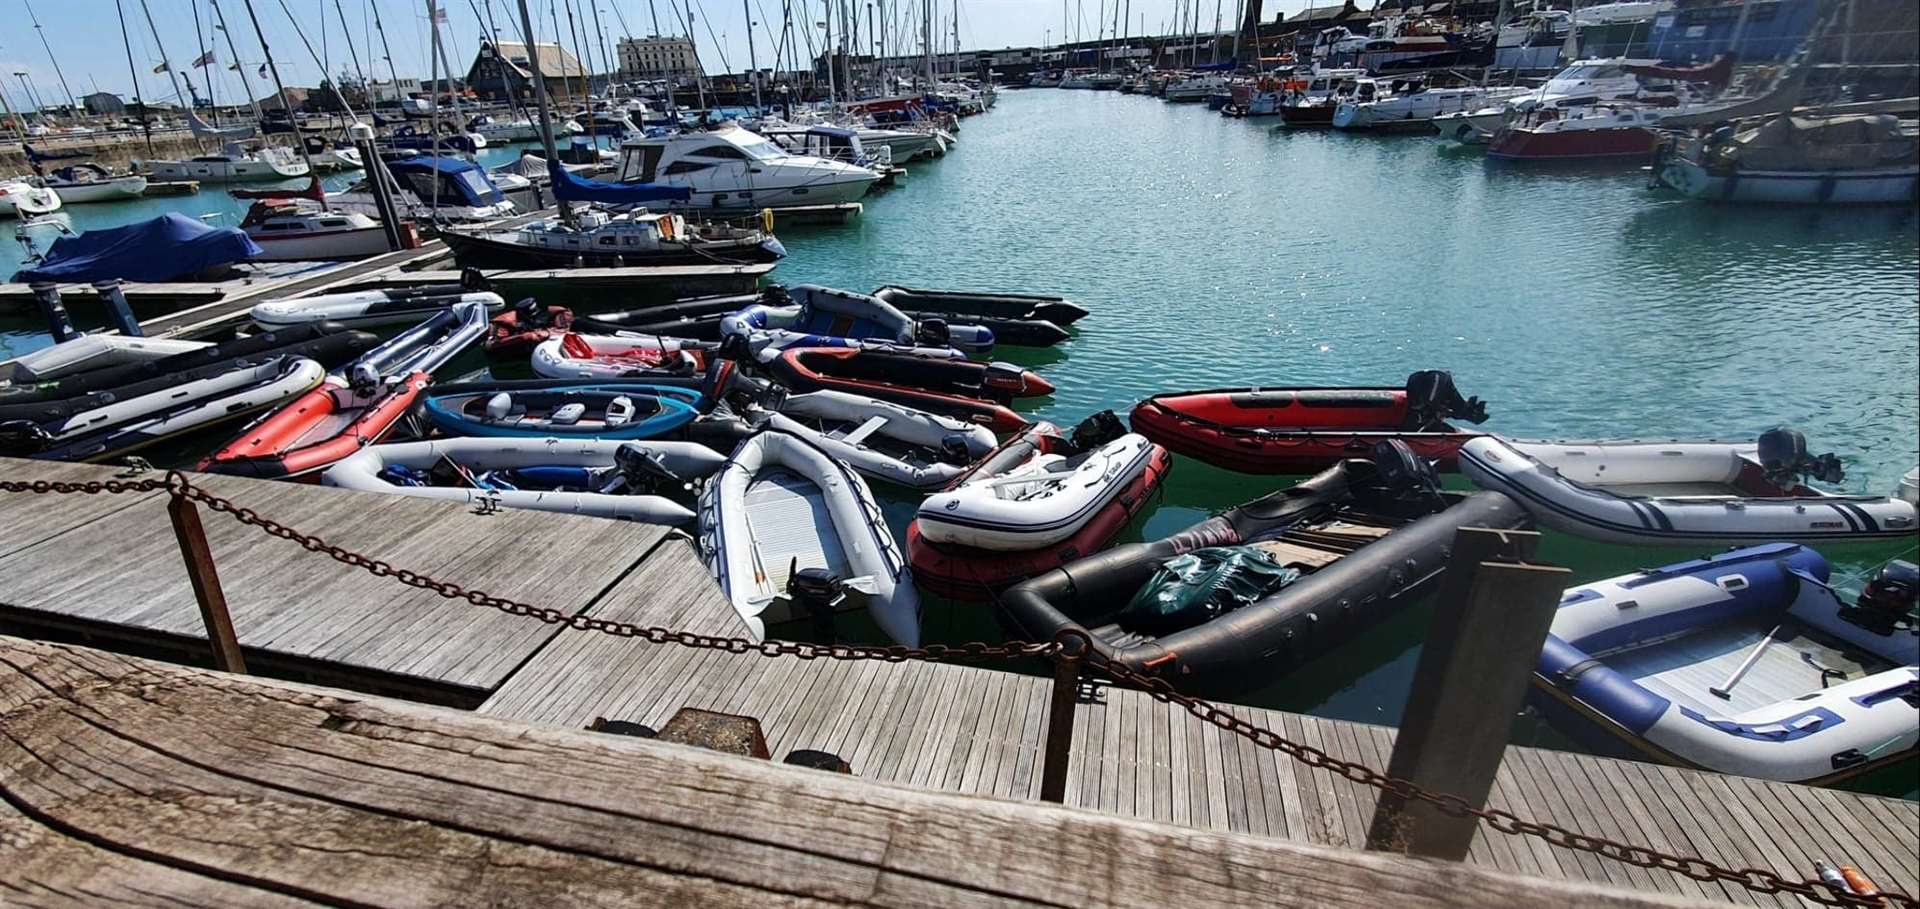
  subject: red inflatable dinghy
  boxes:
[199,372,428,479]
[485,301,574,358]
[1129,370,1489,474]
[764,347,1049,433]
[906,417,1174,600]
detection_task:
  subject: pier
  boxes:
[1,456,1912,907]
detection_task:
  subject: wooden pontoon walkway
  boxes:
[0,458,1913,906]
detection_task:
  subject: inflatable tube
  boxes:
[754,390,996,489]
[252,289,506,330]
[3,357,328,462]
[1530,544,1919,783]
[0,322,372,406]
[530,332,709,380]
[1459,436,1920,546]
[424,382,702,440]
[917,433,1162,551]
[719,284,991,357]
[763,348,1047,434]
[870,285,1089,325]
[697,429,919,645]
[996,489,1529,696]
[484,302,574,358]
[1129,373,1490,474]
[323,436,725,526]
[1,334,209,384]
[581,296,1067,349]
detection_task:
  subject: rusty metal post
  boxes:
[1367,526,1565,860]
[1038,631,1088,803]
[167,492,247,674]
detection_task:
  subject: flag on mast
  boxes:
[192,51,217,68]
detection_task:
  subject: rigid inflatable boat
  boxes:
[997,445,1531,696]
[1,334,208,385]
[576,292,1070,348]
[0,322,372,406]
[0,356,328,462]
[424,381,702,440]
[753,389,997,489]
[1531,544,1918,784]
[199,302,491,479]
[530,333,710,380]
[251,287,507,330]
[869,285,1089,325]
[907,414,1174,599]
[323,436,725,526]
[698,430,920,645]
[1129,371,1490,474]
[484,298,574,358]
[764,348,1049,434]
[1459,431,1919,546]
[719,284,993,356]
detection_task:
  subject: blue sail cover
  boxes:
[12,213,262,284]
[547,161,692,205]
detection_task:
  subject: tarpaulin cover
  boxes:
[12,213,262,284]
[548,160,692,205]
[1117,546,1300,635]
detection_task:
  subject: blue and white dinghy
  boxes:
[719,284,993,358]
[1532,543,1918,784]
[697,430,920,646]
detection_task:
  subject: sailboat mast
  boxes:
[238,0,326,206]
[742,0,764,110]
[210,0,265,121]
[113,0,156,152]
[335,0,373,91]
[137,0,195,112]
[368,0,403,107]
[514,0,573,224]
[1211,0,1222,64]
[922,0,933,90]
[23,0,78,115]
[192,1,220,122]
[563,0,597,147]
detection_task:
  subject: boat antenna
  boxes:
[211,0,267,123]
[22,0,79,117]
[515,0,576,225]
[237,0,329,208]
[113,0,156,153]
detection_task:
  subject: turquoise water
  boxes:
[5,91,1917,793]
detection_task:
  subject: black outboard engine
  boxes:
[1842,560,1919,637]
[1403,369,1488,430]
[459,266,491,293]
[0,420,54,456]
[1756,427,1845,490]
[787,563,847,641]
[714,332,752,363]
[1368,438,1446,513]
[936,433,974,466]
[512,296,550,328]
[915,318,951,349]
[608,443,689,496]
[980,361,1030,399]
[1069,410,1128,452]
[758,283,792,308]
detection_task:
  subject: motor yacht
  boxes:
[613,123,880,211]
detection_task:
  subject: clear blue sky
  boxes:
[0,0,1313,109]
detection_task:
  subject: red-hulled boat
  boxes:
[485,301,574,358]
[200,373,429,479]
[763,347,1050,433]
[1128,370,1489,474]
[1485,107,1664,160]
[906,419,1174,600]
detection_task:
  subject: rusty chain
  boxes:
[0,471,1911,908]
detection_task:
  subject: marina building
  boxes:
[618,36,700,80]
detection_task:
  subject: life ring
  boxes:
[761,207,775,235]
[659,214,676,241]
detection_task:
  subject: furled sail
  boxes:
[187,109,257,141]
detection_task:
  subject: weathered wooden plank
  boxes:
[0,638,1724,909]
[1075,685,1108,812]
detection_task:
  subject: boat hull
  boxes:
[1486,125,1659,160]
[1129,387,1480,474]
[145,159,310,183]
[44,176,147,204]
[1659,158,1920,204]
[441,229,784,269]
[248,226,396,262]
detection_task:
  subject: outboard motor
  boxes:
[787,562,846,641]
[1757,427,1845,491]
[715,332,752,363]
[915,318,951,349]
[980,361,1031,398]
[1368,438,1445,512]
[459,266,492,293]
[1403,369,1488,430]
[1069,410,1128,452]
[936,433,974,466]
[0,420,55,456]
[512,296,549,328]
[1842,560,1919,637]
[347,362,381,393]
[609,442,689,496]
[758,283,792,308]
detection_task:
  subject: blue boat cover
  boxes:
[12,213,262,284]
[547,160,692,205]
[386,155,507,206]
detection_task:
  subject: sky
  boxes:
[0,0,1319,110]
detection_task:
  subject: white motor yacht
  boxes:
[614,123,880,211]
[0,180,61,217]
[1165,74,1229,103]
[1334,83,1535,130]
[241,200,393,261]
[143,142,310,183]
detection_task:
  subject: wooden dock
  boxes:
[0,457,1914,906]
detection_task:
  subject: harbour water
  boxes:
[4,89,1916,793]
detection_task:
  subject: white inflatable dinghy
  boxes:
[1,334,209,384]
[322,436,725,526]
[697,430,920,646]
[915,431,1161,551]
[252,289,506,330]
[530,332,707,380]
[754,389,996,489]
[1460,432,1918,546]
[719,283,991,356]
[1533,544,1918,784]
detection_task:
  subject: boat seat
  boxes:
[485,392,514,422]
[550,403,587,425]
[605,396,635,427]
[834,415,889,447]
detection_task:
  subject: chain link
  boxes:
[1,472,1911,909]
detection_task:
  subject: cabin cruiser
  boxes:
[1060,71,1097,90]
[613,123,880,211]
[1433,56,1721,145]
[1658,113,1920,204]
[32,163,146,204]
[755,123,893,171]
[240,200,392,262]
[1165,74,1230,103]
[441,206,784,268]
[0,180,61,217]
[142,142,309,183]
[469,114,541,143]
[1334,83,1535,130]
[332,155,516,223]
[1497,9,1571,47]
[1248,69,1362,118]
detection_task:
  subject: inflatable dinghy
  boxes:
[697,430,920,645]
[531,333,710,380]
[577,291,1069,348]
[323,436,725,526]
[1130,371,1490,474]
[1531,544,1918,784]
[764,347,1048,433]
[252,286,506,330]
[997,444,1530,696]
[1,334,208,385]
[720,284,992,356]
[200,302,491,479]
[1459,431,1919,546]
[753,389,996,489]
[907,414,1174,599]
[0,322,371,406]
[870,285,1089,325]
[485,298,575,358]
[424,381,702,440]
[0,356,328,462]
